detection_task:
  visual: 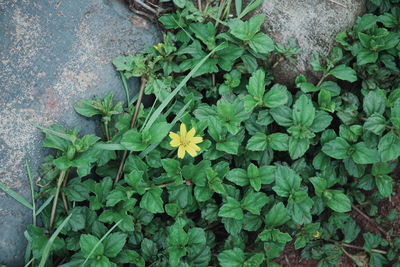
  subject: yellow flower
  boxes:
[153,43,163,51]
[313,231,321,239]
[169,123,203,159]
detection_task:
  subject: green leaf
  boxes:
[352,142,380,164]
[167,224,188,246]
[310,111,332,133]
[246,132,268,151]
[289,137,310,160]
[265,202,290,227]
[246,69,265,101]
[322,137,350,159]
[376,175,393,197]
[80,234,104,258]
[247,163,262,191]
[264,84,288,108]
[310,177,328,197]
[103,232,127,258]
[229,14,264,41]
[226,168,248,187]
[248,32,275,54]
[357,48,379,65]
[269,133,289,151]
[121,129,148,151]
[140,186,164,213]
[293,95,315,127]
[364,114,386,135]
[241,191,269,215]
[272,165,301,197]
[218,197,243,219]
[270,106,293,127]
[218,248,245,267]
[328,64,357,82]
[74,99,101,118]
[324,190,351,212]
[378,132,400,162]
[363,91,385,116]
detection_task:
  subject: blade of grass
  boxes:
[36,195,54,215]
[235,0,242,17]
[120,72,130,104]
[239,0,263,18]
[143,43,226,132]
[139,100,192,159]
[26,160,36,226]
[24,258,34,267]
[140,97,158,132]
[0,183,33,210]
[81,220,123,267]
[38,212,73,267]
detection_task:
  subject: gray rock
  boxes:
[0,0,159,265]
[258,0,365,85]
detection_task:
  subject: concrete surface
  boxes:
[0,0,159,265]
[259,0,366,85]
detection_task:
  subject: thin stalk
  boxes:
[329,239,387,254]
[103,121,110,141]
[317,73,329,87]
[114,77,147,185]
[272,56,285,69]
[197,0,202,12]
[352,205,390,241]
[26,160,36,226]
[327,0,347,8]
[120,72,130,104]
[49,170,66,231]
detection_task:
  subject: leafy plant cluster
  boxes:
[2,0,400,266]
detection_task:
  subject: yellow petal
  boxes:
[187,128,196,139]
[170,139,180,147]
[180,123,187,137]
[169,132,180,141]
[177,145,185,159]
[191,136,203,144]
[188,143,201,151]
[185,145,198,157]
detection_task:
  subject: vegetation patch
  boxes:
[1,0,400,266]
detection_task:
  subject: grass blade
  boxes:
[239,0,263,18]
[35,125,75,142]
[0,183,33,210]
[81,220,123,267]
[38,212,73,267]
[24,231,32,265]
[93,143,126,150]
[235,0,242,17]
[26,160,36,226]
[142,43,226,132]
[120,72,130,104]
[36,195,54,215]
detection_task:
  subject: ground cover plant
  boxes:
[1,0,400,266]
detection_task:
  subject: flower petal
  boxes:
[170,139,180,147]
[180,123,187,137]
[169,132,180,141]
[191,136,203,144]
[185,145,198,157]
[187,128,196,139]
[177,146,185,159]
[188,143,201,151]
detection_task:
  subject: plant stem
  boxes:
[327,0,347,8]
[114,77,147,185]
[329,239,387,254]
[352,205,390,241]
[120,72,130,104]
[317,73,329,87]
[197,0,202,12]
[104,121,110,141]
[49,170,66,231]
[272,56,285,69]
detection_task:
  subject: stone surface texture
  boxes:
[0,0,159,265]
[258,0,366,85]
